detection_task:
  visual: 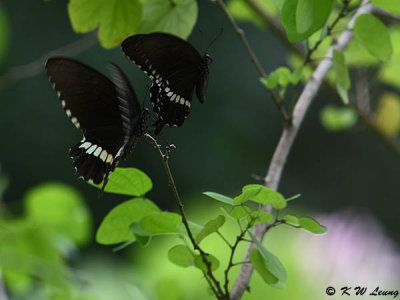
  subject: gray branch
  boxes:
[230,1,374,299]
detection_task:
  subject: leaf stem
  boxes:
[144,133,225,299]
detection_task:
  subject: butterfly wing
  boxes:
[45,57,142,186]
[121,33,207,133]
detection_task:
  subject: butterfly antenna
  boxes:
[205,28,224,53]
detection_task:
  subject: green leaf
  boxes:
[250,248,279,284]
[96,198,160,244]
[94,168,152,196]
[291,66,303,85]
[261,73,278,90]
[248,211,273,224]
[193,254,219,272]
[24,183,91,246]
[285,194,301,202]
[320,105,357,131]
[332,50,351,104]
[299,217,327,234]
[196,215,225,243]
[137,0,197,39]
[234,184,286,209]
[229,206,251,220]
[129,222,152,246]
[68,0,142,48]
[281,0,334,42]
[296,0,314,34]
[353,14,393,61]
[203,191,234,205]
[168,245,194,268]
[276,67,292,87]
[283,214,300,226]
[249,232,287,282]
[371,0,400,15]
[228,0,277,27]
[140,212,182,235]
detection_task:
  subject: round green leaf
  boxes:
[97,168,152,197]
[168,245,194,268]
[137,0,197,39]
[320,105,357,132]
[140,212,182,235]
[284,214,300,226]
[353,14,393,61]
[196,215,225,243]
[24,183,91,246]
[229,206,251,220]
[296,0,314,34]
[194,254,219,272]
[281,0,333,42]
[68,0,142,48]
[250,248,279,284]
[248,211,273,224]
[96,198,160,245]
[299,217,327,234]
[234,184,287,209]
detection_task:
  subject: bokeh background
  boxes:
[0,0,399,299]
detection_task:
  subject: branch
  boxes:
[244,0,400,160]
[0,32,97,91]
[231,2,375,299]
[144,133,225,299]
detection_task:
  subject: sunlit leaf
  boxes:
[203,191,234,205]
[137,0,197,39]
[94,168,152,197]
[96,198,160,244]
[353,14,393,61]
[140,212,182,235]
[375,93,400,137]
[296,0,314,34]
[129,222,152,246]
[24,183,91,246]
[284,214,300,226]
[229,206,251,220]
[248,211,273,224]
[250,248,279,284]
[320,105,357,132]
[249,232,287,282]
[281,0,333,42]
[168,245,194,267]
[68,0,142,48]
[196,215,225,243]
[299,217,327,234]
[234,184,286,209]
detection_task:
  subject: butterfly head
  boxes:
[203,53,213,64]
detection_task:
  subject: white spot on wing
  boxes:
[79,142,91,149]
[171,94,176,101]
[165,87,170,93]
[61,100,66,107]
[106,154,113,164]
[176,95,180,103]
[93,147,102,157]
[87,145,97,155]
[66,109,72,117]
[167,91,173,97]
[180,98,184,105]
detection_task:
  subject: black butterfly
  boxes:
[121,32,212,134]
[45,57,149,190]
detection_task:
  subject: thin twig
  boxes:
[0,32,97,91]
[144,133,225,299]
[230,2,374,299]
[211,0,290,123]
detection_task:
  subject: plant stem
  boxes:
[144,133,225,299]
[230,2,374,299]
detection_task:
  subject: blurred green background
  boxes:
[0,0,399,299]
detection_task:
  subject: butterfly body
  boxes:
[121,33,211,134]
[45,57,148,189]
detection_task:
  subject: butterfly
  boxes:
[45,57,149,190]
[121,32,212,134]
